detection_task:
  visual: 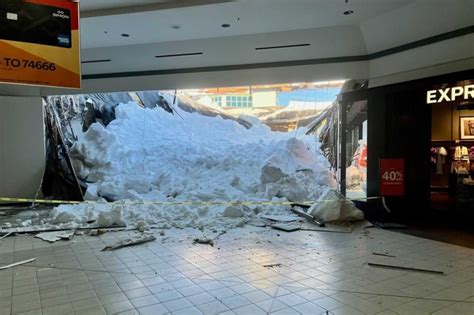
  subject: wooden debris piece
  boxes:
[291,207,325,227]
[372,252,396,258]
[263,263,282,268]
[368,262,444,275]
[193,238,214,246]
[0,232,13,240]
[102,235,156,251]
[0,258,36,270]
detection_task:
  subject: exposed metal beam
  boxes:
[81,0,235,18]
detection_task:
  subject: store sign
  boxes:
[380,158,404,196]
[0,0,80,88]
[426,84,474,104]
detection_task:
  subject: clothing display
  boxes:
[451,160,470,174]
[454,145,468,160]
[435,146,447,175]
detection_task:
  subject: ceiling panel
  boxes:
[80,0,413,49]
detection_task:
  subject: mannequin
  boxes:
[436,146,447,174]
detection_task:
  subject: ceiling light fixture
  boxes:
[121,33,130,37]
[221,23,230,28]
[343,10,354,15]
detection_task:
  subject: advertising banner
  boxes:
[380,158,405,196]
[0,0,80,88]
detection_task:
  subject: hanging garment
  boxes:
[436,146,447,175]
[431,147,437,164]
[454,146,468,160]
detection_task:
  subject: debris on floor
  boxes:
[0,232,13,240]
[374,222,408,229]
[193,238,214,246]
[88,229,106,236]
[260,214,300,222]
[372,252,396,258]
[291,206,326,227]
[271,222,301,232]
[101,234,156,251]
[35,230,75,243]
[0,258,36,270]
[367,262,444,274]
[299,222,352,233]
[263,263,282,268]
[308,188,364,222]
[247,219,267,227]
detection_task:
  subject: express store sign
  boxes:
[426,83,474,104]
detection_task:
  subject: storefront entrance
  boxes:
[430,80,474,212]
[338,70,474,221]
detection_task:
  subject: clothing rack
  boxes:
[431,140,474,146]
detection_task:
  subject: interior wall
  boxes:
[432,103,474,141]
[0,96,45,199]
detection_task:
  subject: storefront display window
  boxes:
[430,79,474,211]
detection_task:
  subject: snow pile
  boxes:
[308,188,364,222]
[42,97,339,230]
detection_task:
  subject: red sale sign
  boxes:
[380,158,405,196]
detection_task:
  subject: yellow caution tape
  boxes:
[0,196,381,206]
[0,197,80,204]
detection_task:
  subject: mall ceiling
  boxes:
[79,0,473,77]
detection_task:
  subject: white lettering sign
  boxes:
[427,84,474,104]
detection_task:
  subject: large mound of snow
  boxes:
[46,99,334,230]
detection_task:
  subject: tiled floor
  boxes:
[0,223,472,314]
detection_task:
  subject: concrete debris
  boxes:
[260,164,287,184]
[271,223,301,232]
[88,229,106,236]
[193,238,214,246]
[35,231,75,243]
[260,214,300,222]
[222,206,244,218]
[136,221,149,232]
[367,262,444,274]
[102,235,156,251]
[0,258,36,270]
[247,219,267,227]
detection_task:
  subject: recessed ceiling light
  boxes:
[343,10,354,15]
[121,33,130,37]
[170,24,181,29]
[221,23,231,28]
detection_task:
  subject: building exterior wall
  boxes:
[252,90,277,108]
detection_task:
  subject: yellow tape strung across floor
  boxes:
[0,196,381,206]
